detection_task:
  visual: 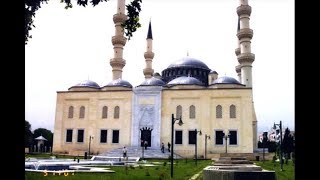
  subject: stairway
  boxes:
[99,146,183,159]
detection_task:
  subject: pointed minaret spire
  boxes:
[147,20,153,39]
[236,0,255,87]
[110,0,127,80]
[143,20,155,79]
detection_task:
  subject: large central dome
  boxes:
[161,57,211,86]
[167,57,210,69]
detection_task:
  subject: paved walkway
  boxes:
[99,146,183,159]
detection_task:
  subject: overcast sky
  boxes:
[25,0,294,133]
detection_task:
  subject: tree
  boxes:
[25,0,142,44]
[25,120,33,147]
[33,128,54,147]
[282,127,294,164]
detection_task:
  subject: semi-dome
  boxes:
[212,76,241,84]
[167,76,204,86]
[140,77,165,86]
[105,79,132,88]
[167,57,210,70]
[70,80,100,89]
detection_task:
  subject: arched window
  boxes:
[68,106,74,118]
[230,105,236,118]
[189,105,196,119]
[176,105,182,119]
[79,106,85,118]
[114,106,120,119]
[216,105,222,118]
[102,106,108,119]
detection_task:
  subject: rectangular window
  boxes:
[100,130,108,143]
[188,130,196,144]
[175,130,182,144]
[229,130,237,145]
[215,130,224,145]
[112,130,119,143]
[66,129,73,142]
[77,129,84,143]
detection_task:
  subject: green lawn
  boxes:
[255,160,295,180]
[25,159,212,180]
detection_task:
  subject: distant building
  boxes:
[258,129,294,143]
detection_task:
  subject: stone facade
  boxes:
[53,86,256,158]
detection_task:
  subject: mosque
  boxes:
[52,0,257,158]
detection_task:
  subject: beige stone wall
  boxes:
[161,88,254,157]
[53,87,255,157]
[53,90,132,154]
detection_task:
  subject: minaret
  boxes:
[143,21,155,79]
[110,0,127,80]
[235,17,242,83]
[237,0,255,87]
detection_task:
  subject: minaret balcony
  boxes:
[237,5,252,16]
[112,36,127,46]
[110,58,126,68]
[235,64,242,73]
[237,28,253,39]
[113,13,127,24]
[143,68,154,76]
[235,48,241,56]
[144,52,155,59]
[237,53,255,64]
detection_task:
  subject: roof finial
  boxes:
[187,50,189,56]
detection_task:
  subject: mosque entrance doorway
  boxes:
[140,127,152,147]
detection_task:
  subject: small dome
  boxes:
[209,70,218,74]
[168,76,204,86]
[35,135,47,141]
[167,57,210,70]
[105,79,132,88]
[153,72,161,77]
[70,80,100,89]
[212,76,241,84]
[140,77,165,86]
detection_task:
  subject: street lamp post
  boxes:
[142,144,144,160]
[171,113,184,178]
[205,134,211,159]
[223,131,230,154]
[88,135,94,159]
[274,121,283,171]
[195,129,202,166]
